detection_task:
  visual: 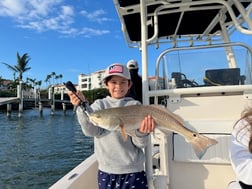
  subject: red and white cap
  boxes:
[103,63,131,81]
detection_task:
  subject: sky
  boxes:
[0,0,251,89]
[0,0,145,88]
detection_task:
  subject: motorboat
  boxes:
[50,1,252,188]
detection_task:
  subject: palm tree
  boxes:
[45,72,63,87]
[35,80,42,88]
[45,74,52,86]
[2,52,31,82]
[55,74,63,84]
[26,77,36,87]
[51,72,56,85]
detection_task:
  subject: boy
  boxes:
[68,63,155,189]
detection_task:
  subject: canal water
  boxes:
[0,108,94,189]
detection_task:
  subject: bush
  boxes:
[0,90,16,97]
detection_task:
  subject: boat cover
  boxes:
[114,0,252,46]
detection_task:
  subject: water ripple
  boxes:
[0,109,94,189]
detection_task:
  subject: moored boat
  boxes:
[50,1,252,189]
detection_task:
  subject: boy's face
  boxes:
[105,75,132,99]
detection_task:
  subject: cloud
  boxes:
[80,9,112,24]
[78,27,110,38]
[0,0,111,38]
[0,0,62,20]
[17,4,75,32]
[0,0,25,17]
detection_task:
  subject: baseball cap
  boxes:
[103,63,131,81]
[127,59,138,69]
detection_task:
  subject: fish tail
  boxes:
[188,134,218,159]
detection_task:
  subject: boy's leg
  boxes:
[120,171,148,189]
[98,170,148,189]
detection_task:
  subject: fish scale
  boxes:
[88,104,218,159]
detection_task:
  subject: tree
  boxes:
[26,77,36,88]
[45,74,52,86]
[0,76,3,87]
[45,72,63,87]
[55,74,63,84]
[2,52,31,82]
[35,80,42,88]
[51,72,56,84]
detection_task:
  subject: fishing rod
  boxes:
[64,81,92,116]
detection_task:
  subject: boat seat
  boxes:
[171,72,199,88]
[203,68,244,86]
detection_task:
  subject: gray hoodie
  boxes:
[76,96,149,174]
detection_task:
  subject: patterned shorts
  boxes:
[98,170,148,189]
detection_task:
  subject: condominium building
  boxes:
[78,70,164,91]
[78,70,106,91]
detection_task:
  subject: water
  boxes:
[0,108,94,189]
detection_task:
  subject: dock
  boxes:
[0,97,20,106]
[0,97,72,117]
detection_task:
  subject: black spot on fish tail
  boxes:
[189,133,218,159]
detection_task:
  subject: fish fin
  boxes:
[119,124,128,141]
[188,133,218,159]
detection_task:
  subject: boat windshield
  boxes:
[154,43,252,89]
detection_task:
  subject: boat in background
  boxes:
[50,1,252,188]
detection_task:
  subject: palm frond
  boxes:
[2,62,18,72]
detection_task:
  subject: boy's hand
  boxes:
[139,115,155,133]
[68,90,85,106]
